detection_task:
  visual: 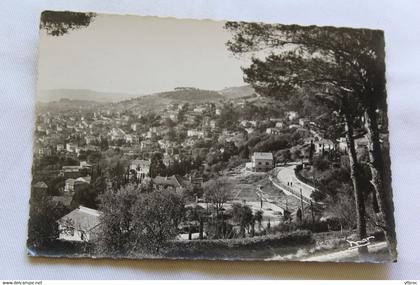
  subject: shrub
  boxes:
[313,158,331,171]
[167,230,313,252]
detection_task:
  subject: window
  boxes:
[266,162,269,165]
[258,162,262,165]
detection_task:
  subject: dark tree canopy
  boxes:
[40,11,96,36]
[225,22,387,111]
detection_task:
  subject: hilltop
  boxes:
[38,85,257,113]
[219,85,256,99]
[109,86,256,113]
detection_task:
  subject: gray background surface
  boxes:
[0,0,419,279]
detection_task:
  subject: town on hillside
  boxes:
[28,11,396,262]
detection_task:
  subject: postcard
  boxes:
[27,11,397,262]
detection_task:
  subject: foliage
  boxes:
[325,186,358,230]
[225,21,387,111]
[149,152,166,178]
[27,187,67,250]
[253,134,290,152]
[231,203,254,236]
[40,11,96,36]
[132,190,185,254]
[275,149,291,165]
[97,184,141,256]
[97,186,185,256]
[216,103,240,130]
[166,230,313,254]
[313,158,331,172]
[203,177,233,216]
[71,182,101,209]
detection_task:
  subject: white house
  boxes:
[299,118,310,127]
[266,128,282,135]
[338,136,369,153]
[85,135,96,145]
[355,136,369,150]
[131,123,140,132]
[57,206,101,242]
[140,140,157,152]
[193,106,206,113]
[245,128,255,134]
[285,111,299,121]
[64,178,75,193]
[275,122,284,128]
[66,143,77,153]
[251,152,274,172]
[125,134,138,144]
[109,128,126,141]
[187,129,205,138]
[130,159,151,179]
[315,139,335,154]
[240,120,257,128]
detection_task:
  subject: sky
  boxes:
[37,13,248,100]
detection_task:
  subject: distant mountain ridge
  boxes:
[38,89,141,103]
[39,85,255,104]
[38,85,256,113]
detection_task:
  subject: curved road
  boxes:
[275,164,315,202]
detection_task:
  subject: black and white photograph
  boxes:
[27,10,397,263]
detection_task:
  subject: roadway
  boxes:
[274,164,315,202]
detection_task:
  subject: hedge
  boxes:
[168,230,313,251]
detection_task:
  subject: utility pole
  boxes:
[300,188,304,221]
[310,200,315,225]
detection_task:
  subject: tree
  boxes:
[98,185,185,256]
[40,11,96,36]
[97,184,141,256]
[231,203,254,237]
[164,118,176,128]
[239,145,250,159]
[93,176,107,194]
[326,185,358,231]
[45,176,65,196]
[203,177,232,217]
[276,149,291,165]
[132,190,185,254]
[254,210,264,230]
[226,22,373,255]
[149,152,166,178]
[309,140,315,164]
[71,183,98,209]
[225,22,396,258]
[27,187,63,250]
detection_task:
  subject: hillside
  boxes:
[38,86,258,114]
[36,98,104,112]
[157,88,224,102]
[219,85,256,99]
[110,87,228,113]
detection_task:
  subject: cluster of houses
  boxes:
[33,95,385,244]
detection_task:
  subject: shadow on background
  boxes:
[29,256,390,279]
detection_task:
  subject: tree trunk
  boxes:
[199,218,204,240]
[343,109,368,255]
[364,107,397,259]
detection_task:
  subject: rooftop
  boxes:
[131,159,151,167]
[252,152,273,160]
[58,206,102,232]
[33,181,48,188]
